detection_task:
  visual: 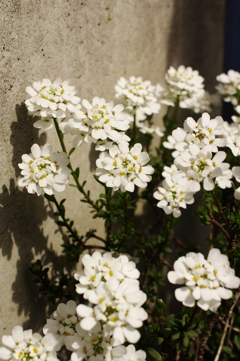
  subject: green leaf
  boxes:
[182,314,188,326]
[146,347,162,361]
[69,147,75,156]
[44,193,55,202]
[56,221,66,227]
[187,330,198,338]
[172,332,181,340]
[212,205,219,213]
[158,337,164,345]
[74,167,80,179]
[183,334,189,347]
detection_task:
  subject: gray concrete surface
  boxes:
[0,0,225,337]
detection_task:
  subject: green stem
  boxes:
[172,96,180,123]
[212,190,227,224]
[53,119,101,212]
[49,194,80,243]
[105,187,113,245]
[132,112,137,144]
[123,192,128,239]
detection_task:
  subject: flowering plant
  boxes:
[2,68,240,361]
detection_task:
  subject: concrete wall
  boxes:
[0,0,225,337]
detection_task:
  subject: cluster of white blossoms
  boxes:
[115,76,162,122]
[216,69,240,106]
[74,252,147,350]
[215,69,240,158]
[0,326,61,361]
[60,97,131,151]
[43,252,147,361]
[25,78,81,130]
[168,248,240,312]
[18,144,71,196]
[154,112,240,217]
[24,79,155,196]
[95,143,154,192]
[160,65,217,114]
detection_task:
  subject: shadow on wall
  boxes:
[0,103,76,331]
[167,0,225,90]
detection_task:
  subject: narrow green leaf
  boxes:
[172,332,181,340]
[187,330,198,338]
[182,314,188,326]
[56,221,66,227]
[69,147,75,156]
[44,193,55,202]
[146,347,162,361]
[74,167,80,179]
[158,337,164,345]
[183,334,189,347]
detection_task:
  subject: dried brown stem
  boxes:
[209,213,231,239]
[213,292,240,361]
[171,230,187,249]
[159,257,173,270]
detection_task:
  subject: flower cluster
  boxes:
[154,112,236,217]
[41,253,147,361]
[115,76,162,121]
[160,65,216,113]
[216,69,240,106]
[61,97,130,151]
[25,78,81,130]
[0,326,61,361]
[74,252,147,348]
[168,248,240,312]
[43,300,80,349]
[95,143,154,192]
[18,144,71,196]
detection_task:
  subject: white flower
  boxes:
[164,113,225,155]
[122,345,146,361]
[115,76,162,120]
[174,146,228,191]
[66,97,130,150]
[180,91,218,114]
[75,252,147,347]
[160,65,205,108]
[95,143,154,192]
[216,70,240,105]
[0,326,61,361]
[136,119,164,137]
[74,252,140,296]
[168,249,240,312]
[25,78,81,129]
[166,66,204,94]
[18,144,71,196]
[43,300,80,349]
[215,169,233,189]
[153,178,195,218]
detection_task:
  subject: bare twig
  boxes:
[161,352,175,360]
[159,257,173,270]
[171,230,187,249]
[213,292,240,361]
[219,316,240,333]
[209,213,231,239]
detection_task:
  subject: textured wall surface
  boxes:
[0,0,225,337]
